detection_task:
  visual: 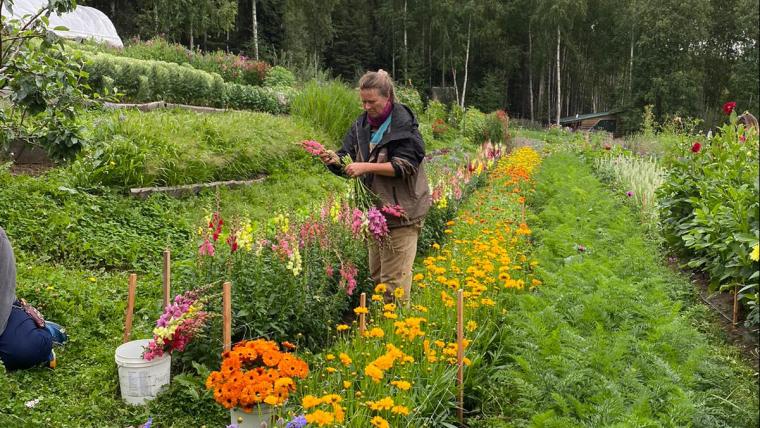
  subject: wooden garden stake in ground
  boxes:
[223,281,232,352]
[732,285,739,326]
[456,289,465,425]
[162,249,171,308]
[359,292,367,335]
[122,273,137,343]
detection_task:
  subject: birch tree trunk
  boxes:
[460,13,472,109]
[628,31,634,101]
[403,0,408,83]
[555,25,561,125]
[190,20,194,51]
[528,24,534,122]
[252,0,259,60]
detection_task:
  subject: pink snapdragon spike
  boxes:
[199,238,215,256]
[366,207,389,242]
[209,212,224,241]
[339,262,358,296]
[381,204,406,218]
[144,287,210,360]
[301,140,325,156]
[351,208,365,237]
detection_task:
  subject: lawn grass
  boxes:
[469,152,758,427]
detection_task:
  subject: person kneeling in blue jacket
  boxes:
[0,226,67,370]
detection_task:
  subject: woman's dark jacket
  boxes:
[327,103,431,228]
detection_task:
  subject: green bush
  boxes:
[658,115,759,325]
[425,99,447,123]
[461,107,487,145]
[290,80,362,145]
[395,86,423,116]
[264,65,296,88]
[69,109,324,188]
[223,83,293,114]
[448,102,465,128]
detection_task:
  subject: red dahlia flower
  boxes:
[722,101,736,115]
[691,142,702,153]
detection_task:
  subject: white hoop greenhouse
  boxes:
[2,0,123,48]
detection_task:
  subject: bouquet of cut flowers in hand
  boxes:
[340,154,376,210]
[143,285,213,360]
[206,339,309,411]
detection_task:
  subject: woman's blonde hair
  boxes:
[738,112,758,131]
[359,69,395,101]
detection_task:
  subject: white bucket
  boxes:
[114,339,171,405]
[230,406,275,428]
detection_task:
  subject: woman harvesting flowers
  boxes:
[305,69,430,304]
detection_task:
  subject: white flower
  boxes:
[25,398,41,408]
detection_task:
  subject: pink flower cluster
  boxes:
[143,288,211,361]
[339,262,358,296]
[301,140,325,156]
[366,207,390,242]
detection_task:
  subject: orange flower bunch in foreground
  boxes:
[206,339,309,411]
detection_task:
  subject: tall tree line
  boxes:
[81,0,758,130]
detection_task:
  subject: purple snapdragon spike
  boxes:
[366,207,389,242]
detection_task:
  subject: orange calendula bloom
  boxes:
[370,416,390,428]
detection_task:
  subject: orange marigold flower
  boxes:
[262,350,282,367]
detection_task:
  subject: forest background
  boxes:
[80,0,759,132]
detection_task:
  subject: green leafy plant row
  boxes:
[658,113,759,326]
[471,152,758,427]
[81,52,293,113]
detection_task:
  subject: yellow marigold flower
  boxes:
[339,353,352,366]
[371,294,384,302]
[370,416,390,428]
[367,327,385,338]
[374,283,388,293]
[305,409,334,426]
[384,303,397,312]
[463,357,472,366]
[531,279,542,286]
[333,403,345,422]
[343,380,351,389]
[336,324,349,331]
[392,405,411,416]
[302,395,322,409]
[413,273,424,281]
[353,307,369,315]
[321,394,342,404]
[326,367,337,373]
[394,287,405,299]
[325,354,335,361]
[364,364,383,382]
[751,243,760,261]
[390,380,412,391]
[367,396,394,410]
[413,304,428,312]
[466,320,477,332]
[432,243,441,250]
[383,311,398,319]
[444,229,453,234]
[446,220,456,226]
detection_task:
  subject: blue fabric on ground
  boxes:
[0,306,53,370]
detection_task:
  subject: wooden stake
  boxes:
[456,289,464,425]
[162,249,171,308]
[122,273,137,343]
[223,281,232,352]
[732,285,739,326]
[359,293,367,335]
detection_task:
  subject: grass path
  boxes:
[471,151,758,427]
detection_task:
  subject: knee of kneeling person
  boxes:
[14,329,53,368]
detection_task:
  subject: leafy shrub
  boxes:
[425,100,447,124]
[85,53,226,107]
[69,109,324,188]
[448,102,465,128]
[658,113,759,325]
[290,80,362,144]
[395,86,423,115]
[223,83,293,114]
[264,65,296,88]
[84,52,290,113]
[461,107,487,145]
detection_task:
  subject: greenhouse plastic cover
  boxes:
[2,0,123,48]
